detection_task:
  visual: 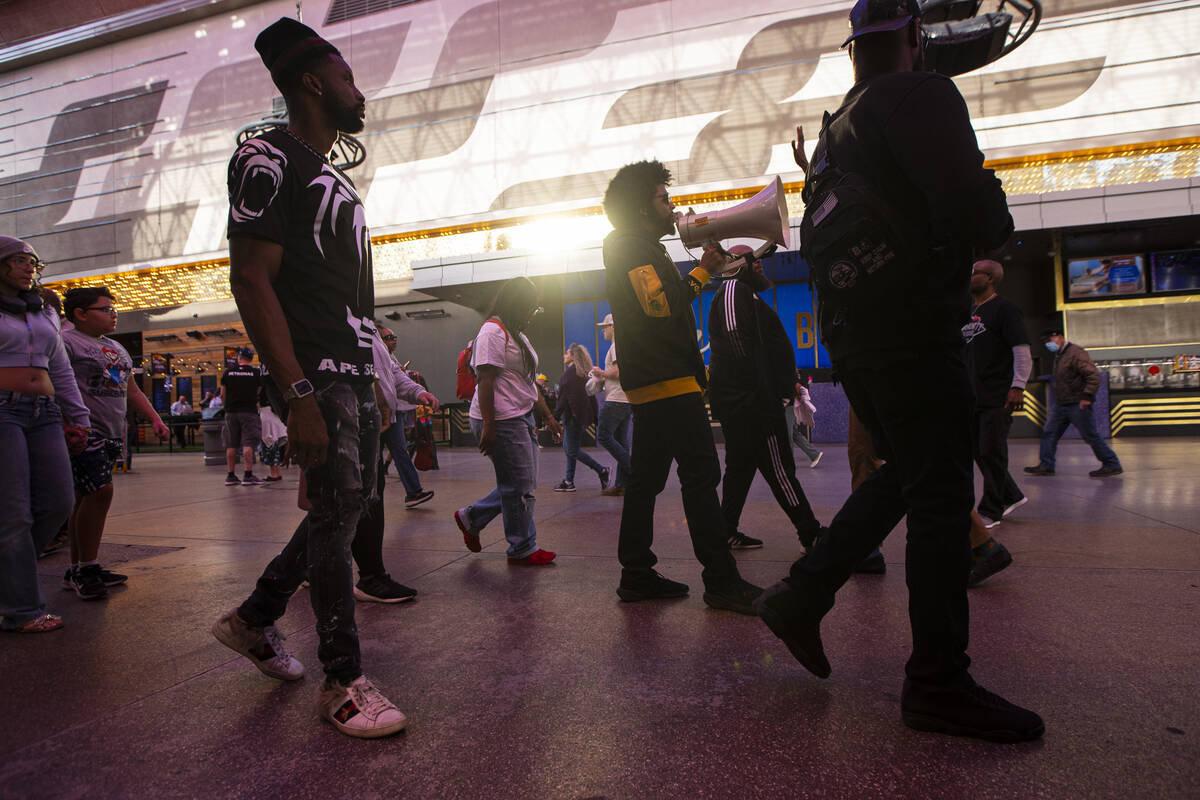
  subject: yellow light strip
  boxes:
[984,137,1200,170]
[1061,294,1200,312]
[1013,409,1045,426]
[1090,342,1200,351]
[1111,397,1200,406]
[1113,416,1200,434]
[43,137,1200,312]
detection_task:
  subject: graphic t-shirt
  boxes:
[220,365,261,413]
[961,294,1029,408]
[61,328,131,439]
[468,320,539,421]
[227,127,376,387]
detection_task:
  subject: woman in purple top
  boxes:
[0,237,91,633]
[553,343,610,492]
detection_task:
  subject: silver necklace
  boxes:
[283,126,330,163]
[282,127,359,189]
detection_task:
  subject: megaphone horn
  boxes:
[677,176,790,250]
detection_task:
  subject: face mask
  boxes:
[1045,341,1060,353]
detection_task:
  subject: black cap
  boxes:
[254,17,341,80]
[238,347,254,358]
[843,0,922,47]
[1040,327,1062,339]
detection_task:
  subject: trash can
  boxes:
[201,418,225,466]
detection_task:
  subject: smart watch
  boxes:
[282,378,314,402]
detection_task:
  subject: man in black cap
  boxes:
[756,0,1044,742]
[219,347,264,485]
[211,17,406,739]
[1025,327,1122,477]
[708,244,822,551]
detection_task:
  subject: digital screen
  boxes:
[1065,254,1145,300]
[1150,249,1200,293]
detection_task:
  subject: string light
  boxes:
[43,140,1200,313]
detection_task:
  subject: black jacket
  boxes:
[602,227,710,405]
[814,70,1013,364]
[555,368,597,428]
[707,278,795,419]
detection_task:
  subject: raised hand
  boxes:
[791,125,809,175]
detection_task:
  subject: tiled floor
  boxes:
[2,438,1196,799]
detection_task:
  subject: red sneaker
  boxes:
[454,508,481,553]
[507,549,556,566]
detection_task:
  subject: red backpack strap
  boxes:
[486,316,510,344]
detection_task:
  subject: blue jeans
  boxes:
[1038,401,1121,471]
[381,421,422,494]
[0,392,74,628]
[596,400,633,487]
[788,407,821,463]
[562,412,605,483]
[237,382,379,684]
[467,414,539,559]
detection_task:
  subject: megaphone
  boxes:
[677,176,790,251]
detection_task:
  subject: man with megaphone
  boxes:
[601,159,763,616]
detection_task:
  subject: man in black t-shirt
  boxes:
[755,0,1042,743]
[209,18,405,740]
[963,260,1032,527]
[220,348,264,485]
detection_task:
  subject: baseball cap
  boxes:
[728,244,755,257]
[1040,327,1063,340]
[843,0,922,47]
[596,313,614,327]
[238,347,254,358]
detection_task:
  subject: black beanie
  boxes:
[254,17,341,81]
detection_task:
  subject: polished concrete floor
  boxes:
[2,437,1197,799]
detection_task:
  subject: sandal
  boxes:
[3,613,64,633]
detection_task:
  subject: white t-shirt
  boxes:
[603,341,628,404]
[468,320,540,421]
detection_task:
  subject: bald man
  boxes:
[707,245,823,551]
[963,260,1031,533]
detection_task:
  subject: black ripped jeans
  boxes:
[238,381,379,685]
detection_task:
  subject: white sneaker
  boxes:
[318,675,407,738]
[1002,496,1028,518]
[980,516,1001,529]
[211,609,305,681]
[810,452,823,469]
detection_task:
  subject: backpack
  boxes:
[455,342,477,401]
[455,317,508,401]
[800,110,921,348]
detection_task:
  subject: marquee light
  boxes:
[44,139,1200,313]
